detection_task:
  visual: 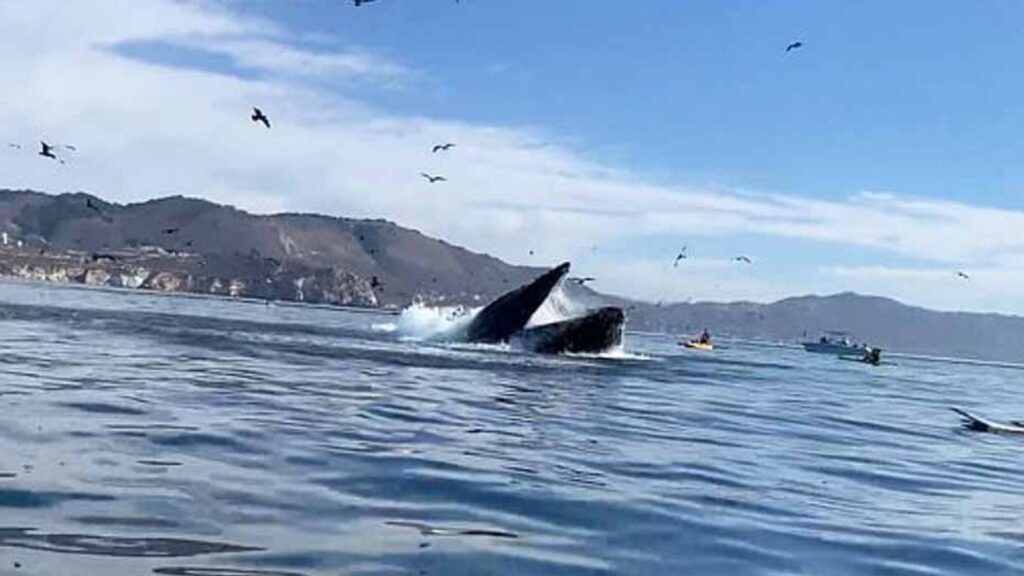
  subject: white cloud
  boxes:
[2,0,1024,312]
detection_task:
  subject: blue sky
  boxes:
[250,0,1024,203]
[4,1,1024,312]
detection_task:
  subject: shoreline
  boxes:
[0,276,401,316]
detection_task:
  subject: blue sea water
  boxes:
[1,282,1024,575]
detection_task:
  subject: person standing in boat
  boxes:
[862,347,881,365]
[699,329,712,345]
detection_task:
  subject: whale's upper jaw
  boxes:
[461,262,571,344]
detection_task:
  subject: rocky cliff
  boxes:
[0,189,543,308]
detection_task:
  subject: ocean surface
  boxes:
[1,282,1024,575]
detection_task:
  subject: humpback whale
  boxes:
[458,262,625,354]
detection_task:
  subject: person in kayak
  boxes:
[862,347,881,365]
[699,329,711,345]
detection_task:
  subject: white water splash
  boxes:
[565,345,653,361]
[390,302,481,341]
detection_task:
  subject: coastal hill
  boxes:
[0,189,542,308]
[0,189,1022,362]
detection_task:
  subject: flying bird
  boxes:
[432,143,456,153]
[251,107,271,129]
[733,255,752,264]
[7,143,22,150]
[420,172,447,183]
[956,271,970,280]
[63,144,77,152]
[786,41,803,52]
[570,277,596,285]
[673,246,688,267]
[38,141,57,159]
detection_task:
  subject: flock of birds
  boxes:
[671,245,753,268]
[4,26,976,290]
[8,141,77,166]
[670,242,970,282]
[249,104,455,185]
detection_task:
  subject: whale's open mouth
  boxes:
[457,262,625,354]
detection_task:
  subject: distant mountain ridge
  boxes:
[0,189,1022,362]
[624,292,1024,363]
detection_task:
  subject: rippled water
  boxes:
[2,282,1024,575]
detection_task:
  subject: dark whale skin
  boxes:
[513,306,625,354]
[461,262,571,343]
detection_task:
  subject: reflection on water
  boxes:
[153,569,307,576]
[0,528,258,557]
[0,283,1023,574]
[385,520,519,539]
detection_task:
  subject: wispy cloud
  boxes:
[110,35,409,85]
[2,0,1024,311]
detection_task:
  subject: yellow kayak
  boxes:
[682,340,714,351]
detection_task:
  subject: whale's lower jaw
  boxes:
[512,307,625,355]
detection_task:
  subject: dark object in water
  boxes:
[514,307,624,354]
[386,520,518,539]
[863,347,882,365]
[461,262,570,343]
[951,407,1024,434]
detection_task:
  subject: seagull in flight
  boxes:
[785,41,803,52]
[733,255,752,264]
[956,271,970,280]
[63,144,77,152]
[420,172,447,183]
[251,107,271,129]
[673,246,688,267]
[7,143,22,150]
[39,141,57,159]
[570,277,596,285]
[432,143,456,153]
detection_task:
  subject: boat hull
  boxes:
[682,341,714,351]
[802,342,864,355]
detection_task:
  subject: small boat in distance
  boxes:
[683,340,714,351]
[801,331,867,355]
[681,329,714,351]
